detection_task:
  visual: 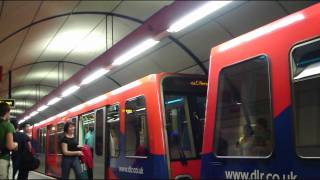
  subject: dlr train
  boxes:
[31,73,207,179]
[201,3,320,180]
[29,3,320,179]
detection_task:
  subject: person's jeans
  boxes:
[0,159,9,179]
[61,156,82,180]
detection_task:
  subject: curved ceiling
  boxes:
[0,1,317,124]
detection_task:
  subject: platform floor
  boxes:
[28,171,56,179]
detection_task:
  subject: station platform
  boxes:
[28,171,56,179]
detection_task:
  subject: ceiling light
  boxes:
[167,1,232,33]
[81,68,110,85]
[37,105,48,112]
[112,38,159,66]
[86,94,108,105]
[47,97,62,106]
[61,85,80,97]
[57,111,68,118]
[30,111,39,117]
[111,81,142,95]
[70,104,85,113]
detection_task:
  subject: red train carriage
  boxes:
[32,73,207,179]
[201,3,320,179]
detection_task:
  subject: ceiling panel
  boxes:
[40,14,105,61]
[216,1,287,37]
[279,1,318,13]
[65,18,106,65]
[34,1,79,21]
[0,30,28,73]
[16,62,58,86]
[114,1,173,21]
[179,61,209,75]
[74,1,119,12]
[0,1,41,39]
[76,77,120,102]
[147,42,195,72]
[11,17,68,69]
[111,16,140,46]
[110,55,162,85]
[179,21,232,62]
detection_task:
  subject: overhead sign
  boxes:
[0,99,15,107]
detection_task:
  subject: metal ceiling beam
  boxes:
[18,1,209,122]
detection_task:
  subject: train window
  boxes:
[125,96,149,157]
[107,104,120,158]
[214,55,272,157]
[57,123,65,154]
[291,38,320,157]
[40,128,46,153]
[48,125,56,154]
[95,109,104,156]
[163,76,207,161]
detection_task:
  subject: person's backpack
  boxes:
[20,138,40,171]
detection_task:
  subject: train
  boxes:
[31,73,207,179]
[29,3,320,179]
[201,3,320,179]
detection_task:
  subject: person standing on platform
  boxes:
[85,125,94,156]
[60,121,83,179]
[0,102,18,179]
[11,119,32,180]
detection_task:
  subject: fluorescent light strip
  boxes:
[30,111,39,117]
[81,68,110,85]
[111,81,142,95]
[57,111,68,118]
[61,85,80,97]
[47,97,62,106]
[70,104,85,112]
[112,38,159,66]
[167,1,232,33]
[86,94,108,105]
[37,105,48,112]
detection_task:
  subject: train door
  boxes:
[38,127,47,174]
[162,76,207,179]
[94,108,106,179]
[46,124,60,177]
[79,109,106,179]
[105,104,120,179]
[290,38,320,176]
[209,55,273,178]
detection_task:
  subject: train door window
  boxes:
[107,104,120,157]
[79,112,95,150]
[214,55,273,157]
[95,109,104,156]
[41,128,46,153]
[57,123,65,154]
[125,96,149,157]
[291,38,320,157]
[48,125,56,154]
[163,76,207,161]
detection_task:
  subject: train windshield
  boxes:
[162,76,207,161]
[292,39,320,157]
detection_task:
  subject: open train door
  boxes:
[93,107,106,179]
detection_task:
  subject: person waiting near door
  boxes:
[0,102,18,179]
[85,125,94,156]
[11,119,32,180]
[60,121,83,179]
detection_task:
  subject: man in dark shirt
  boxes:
[11,120,32,180]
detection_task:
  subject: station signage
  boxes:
[0,99,15,107]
